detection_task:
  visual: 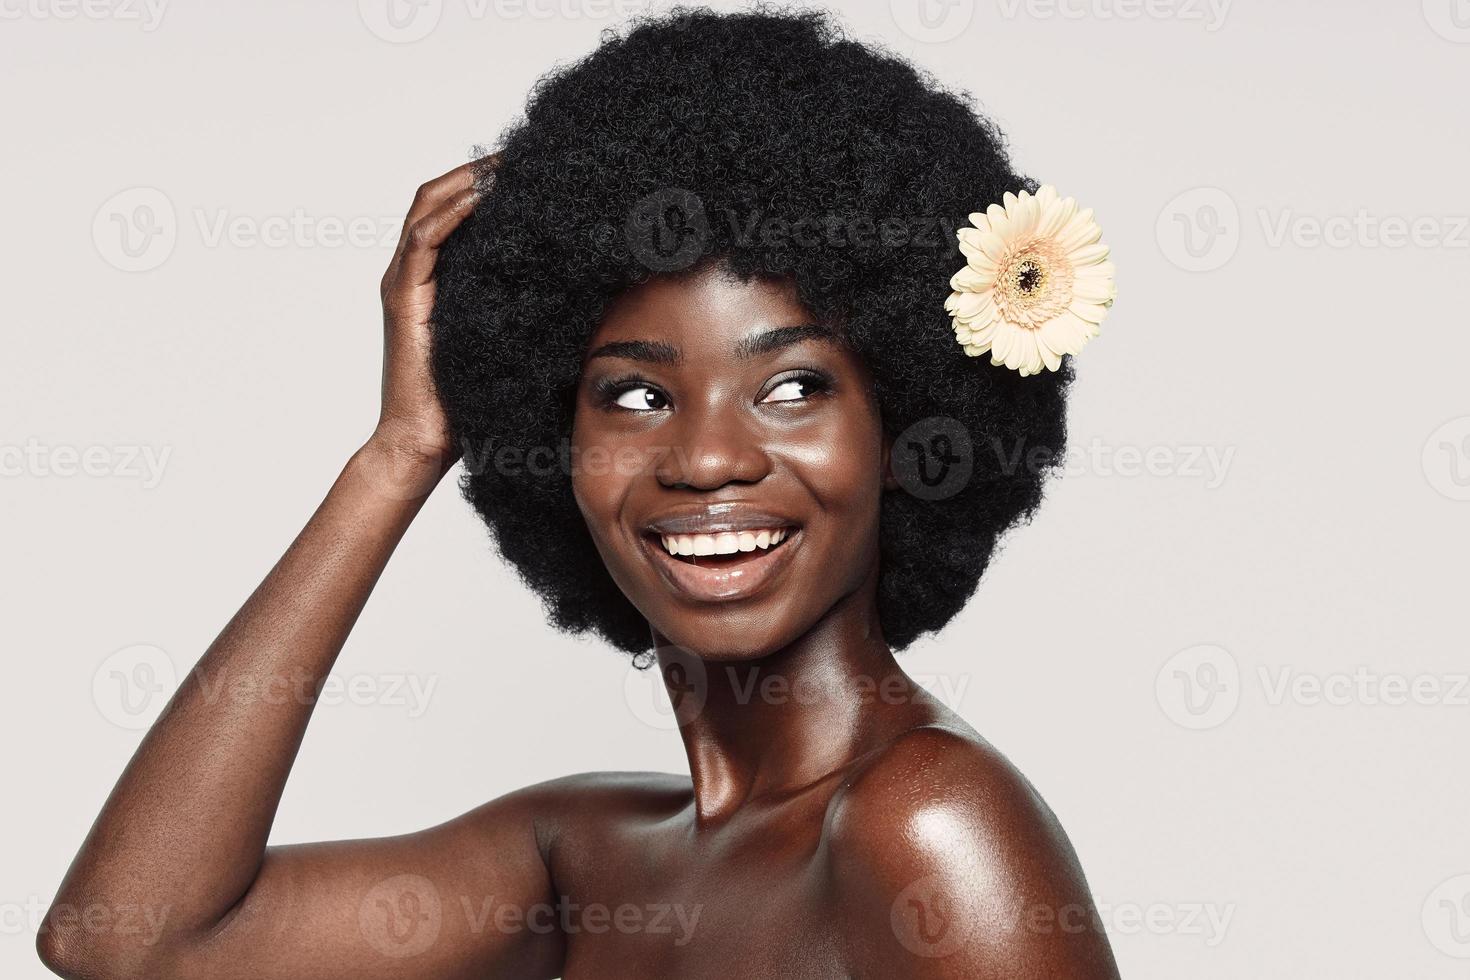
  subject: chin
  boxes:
[650,610,807,663]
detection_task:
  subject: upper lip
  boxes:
[644,503,800,536]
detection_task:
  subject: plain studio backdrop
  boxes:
[2,0,1467,976]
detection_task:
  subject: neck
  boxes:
[654,586,927,826]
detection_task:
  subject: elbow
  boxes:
[36,906,177,980]
[36,924,97,980]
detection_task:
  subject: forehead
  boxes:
[586,262,815,357]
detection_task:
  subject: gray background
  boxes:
[3,0,1468,976]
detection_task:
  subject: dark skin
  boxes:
[39,161,1119,980]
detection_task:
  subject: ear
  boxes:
[881,431,901,492]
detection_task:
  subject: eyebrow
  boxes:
[585,323,842,365]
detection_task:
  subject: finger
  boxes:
[394,155,499,254]
[395,185,481,291]
[393,163,473,255]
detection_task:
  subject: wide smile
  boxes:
[640,525,801,603]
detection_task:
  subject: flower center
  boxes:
[1014,259,1045,295]
[995,242,1073,329]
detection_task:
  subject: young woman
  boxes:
[41,8,1119,978]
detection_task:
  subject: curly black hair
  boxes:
[431,4,1070,656]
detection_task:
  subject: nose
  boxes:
[654,395,773,491]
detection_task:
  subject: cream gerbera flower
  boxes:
[945,185,1115,377]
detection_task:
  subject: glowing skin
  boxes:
[570,260,892,659]
[39,162,1119,980]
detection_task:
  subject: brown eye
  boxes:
[614,385,670,411]
[761,372,829,404]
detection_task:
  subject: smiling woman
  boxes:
[431,5,1075,660]
[568,267,889,649]
[39,6,1118,980]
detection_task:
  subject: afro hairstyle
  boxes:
[431,4,1071,656]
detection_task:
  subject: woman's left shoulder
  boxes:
[824,724,1118,976]
[828,723,1074,870]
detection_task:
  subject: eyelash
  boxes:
[592,369,835,412]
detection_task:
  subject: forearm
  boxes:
[44,435,450,965]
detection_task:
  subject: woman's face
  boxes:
[571,261,892,660]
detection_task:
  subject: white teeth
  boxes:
[657,528,792,556]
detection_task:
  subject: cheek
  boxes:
[568,412,611,536]
[784,406,887,515]
[570,414,650,557]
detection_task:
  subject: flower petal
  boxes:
[1036,331,1064,372]
[1057,208,1102,251]
[1072,273,1116,303]
[967,320,998,347]
[1009,190,1040,239]
[958,236,999,274]
[1068,242,1110,267]
[949,265,992,291]
[1004,329,1032,371]
[978,230,1010,263]
[1040,312,1088,356]
[985,203,1012,242]
[950,289,994,320]
[990,323,1016,365]
[1020,332,1045,374]
[1035,193,1075,240]
[1068,298,1111,324]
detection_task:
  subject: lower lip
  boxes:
[643,531,801,603]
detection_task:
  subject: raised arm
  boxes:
[39,159,563,980]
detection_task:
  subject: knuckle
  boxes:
[404,221,432,251]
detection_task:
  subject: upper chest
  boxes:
[549,792,856,979]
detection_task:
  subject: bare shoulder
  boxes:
[825,724,1119,979]
[516,770,692,812]
[485,770,692,838]
[827,724,1070,863]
